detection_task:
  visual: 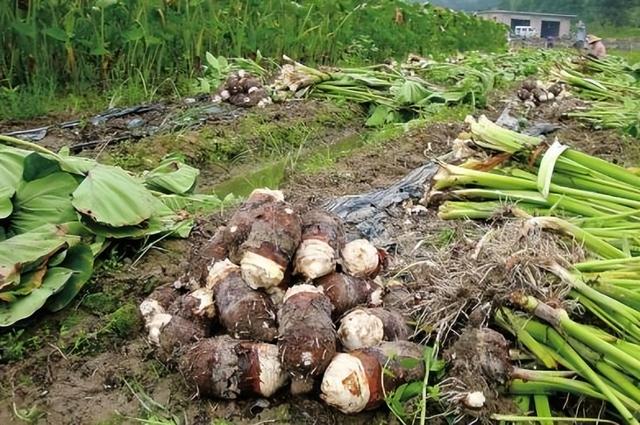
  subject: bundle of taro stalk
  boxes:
[139,188,425,414]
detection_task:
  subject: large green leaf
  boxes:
[22,152,61,181]
[0,267,47,301]
[79,197,193,239]
[0,224,79,289]
[159,193,229,214]
[143,157,200,195]
[72,165,156,227]
[0,267,74,327]
[47,244,94,311]
[0,146,27,195]
[10,172,79,234]
[0,186,13,219]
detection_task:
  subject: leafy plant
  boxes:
[0,135,233,326]
[385,345,446,425]
[0,0,508,119]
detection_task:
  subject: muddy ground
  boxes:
[1,91,636,425]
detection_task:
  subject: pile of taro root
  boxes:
[139,189,426,414]
[211,70,272,108]
[516,79,566,106]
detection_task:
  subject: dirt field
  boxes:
[1,88,636,425]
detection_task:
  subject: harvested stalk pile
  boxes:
[272,56,495,126]
[552,56,640,136]
[421,115,640,423]
[140,189,427,410]
[0,136,229,327]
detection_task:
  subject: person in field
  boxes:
[586,34,607,58]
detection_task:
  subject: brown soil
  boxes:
[1,85,638,425]
[1,102,455,425]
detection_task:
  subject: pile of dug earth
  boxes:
[140,189,425,414]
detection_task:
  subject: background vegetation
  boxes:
[497,0,640,29]
[0,0,507,119]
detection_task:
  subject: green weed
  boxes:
[1,0,506,119]
[65,303,141,355]
[12,402,45,424]
[82,292,120,315]
[610,49,640,65]
[122,379,185,425]
[384,345,446,425]
[0,329,43,363]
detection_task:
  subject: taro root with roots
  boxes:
[294,209,345,280]
[337,307,410,350]
[139,297,207,359]
[239,200,302,290]
[380,280,415,311]
[278,284,336,394]
[315,272,380,318]
[206,259,278,341]
[341,239,386,278]
[224,188,285,264]
[181,335,288,399]
[168,287,216,329]
[193,226,229,287]
[321,341,426,414]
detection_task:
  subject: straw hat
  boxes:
[586,34,602,44]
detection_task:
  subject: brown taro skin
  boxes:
[157,315,206,361]
[224,190,285,264]
[167,291,214,332]
[194,226,228,286]
[180,336,284,399]
[316,273,379,318]
[145,284,179,310]
[354,341,425,410]
[367,307,411,342]
[294,210,345,279]
[180,336,242,399]
[213,266,278,341]
[239,201,302,274]
[300,210,344,251]
[278,288,336,394]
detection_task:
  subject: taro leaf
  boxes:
[58,156,96,175]
[0,146,27,195]
[0,267,47,301]
[22,152,61,181]
[47,244,94,312]
[90,236,109,257]
[0,267,74,326]
[0,225,75,289]
[48,250,68,267]
[159,193,228,214]
[366,105,392,127]
[393,80,432,105]
[143,157,200,195]
[72,165,156,227]
[10,172,79,234]
[79,198,193,239]
[0,186,13,219]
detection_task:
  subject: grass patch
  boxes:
[588,25,640,39]
[0,329,44,363]
[610,49,640,64]
[103,102,359,174]
[1,0,506,122]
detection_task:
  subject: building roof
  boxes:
[477,9,577,18]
